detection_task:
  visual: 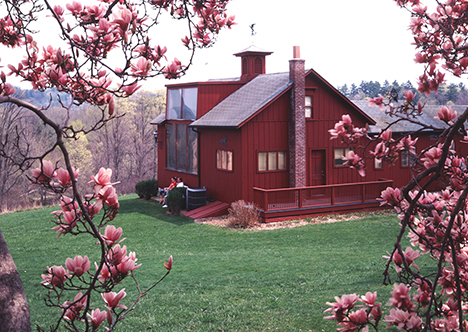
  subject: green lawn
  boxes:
[0,195,414,331]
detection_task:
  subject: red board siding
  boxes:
[198,128,243,203]
[241,93,291,202]
[196,83,244,118]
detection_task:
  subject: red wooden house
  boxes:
[152,45,467,221]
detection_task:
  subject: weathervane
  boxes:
[249,23,256,37]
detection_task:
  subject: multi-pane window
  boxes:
[401,150,416,167]
[258,151,286,171]
[305,95,313,118]
[216,150,233,171]
[166,123,198,174]
[334,148,353,166]
[167,88,198,120]
[401,151,409,167]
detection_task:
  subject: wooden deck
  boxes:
[253,179,394,222]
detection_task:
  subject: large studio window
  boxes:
[166,123,198,174]
[258,151,287,171]
[167,88,198,120]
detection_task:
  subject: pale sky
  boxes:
[150,0,464,90]
[2,0,465,91]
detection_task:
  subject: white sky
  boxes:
[149,0,465,90]
[2,0,465,91]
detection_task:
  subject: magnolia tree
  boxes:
[324,0,468,331]
[0,0,233,331]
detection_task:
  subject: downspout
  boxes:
[191,127,201,188]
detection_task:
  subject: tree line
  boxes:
[338,80,468,105]
[0,89,165,212]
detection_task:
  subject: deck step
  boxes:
[183,201,230,219]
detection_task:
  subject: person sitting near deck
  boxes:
[160,177,176,205]
[176,177,185,188]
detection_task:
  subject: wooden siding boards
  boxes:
[198,128,242,203]
[196,82,244,118]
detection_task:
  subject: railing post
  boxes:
[331,186,335,205]
[298,189,303,209]
[362,183,366,203]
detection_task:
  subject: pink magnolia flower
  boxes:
[359,292,377,307]
[102,288,127,309]
[324,293,359,321]
[87,308,107,329]
[384,308,422,330]
[89,167,118,195]
[95,262,114,282]
[99,185,119,209]
[342,150,366,177]
[56,167,79,187]
[102,225,125,246]
[31,160,56,184]
[65,1,83,16]
[107,244,127,265]
[396,135,418,154]
[181,36,190,47]
[380,129,392,142]
[164,255,173,271]
[90,167,113,187]
[368,95,385,110]
[65,255,90,277]
[63,292,87,321]
[343,309,368,329]
[121,82,141,96]
[112,6,132,35]
[51,210,78,238]
[60,196,78,212]
[421,144,443,169]
[131,57,152,76]
[404,90,415,103]
[41,265,69,287]
[436,106,457,123]
[116,251,141,275]
[108,95,115,115]
[380,187,401,206]
[163,58,183,79]
[388,283,413,311]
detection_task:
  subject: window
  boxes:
[401,150,416,168]
[334,148,353,166]
[167,88,198,120]
[401,151,409,167]
[166,123,198,173]
[216,150,233,171]
[375,158,383,169]
[258,151,287,171]
[305,95,313,118]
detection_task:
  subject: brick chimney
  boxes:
[288,46,306,188]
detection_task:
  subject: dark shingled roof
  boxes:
[190,72,292,128]
[352,100,468,134]
[150,113,165,125]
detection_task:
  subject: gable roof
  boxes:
[352,100,467,134]
[190,72,292,128]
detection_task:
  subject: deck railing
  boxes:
[253,179,394,212]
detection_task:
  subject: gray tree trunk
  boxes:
[0,230,31,331]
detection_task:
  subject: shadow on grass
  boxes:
[118,195,194,227]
